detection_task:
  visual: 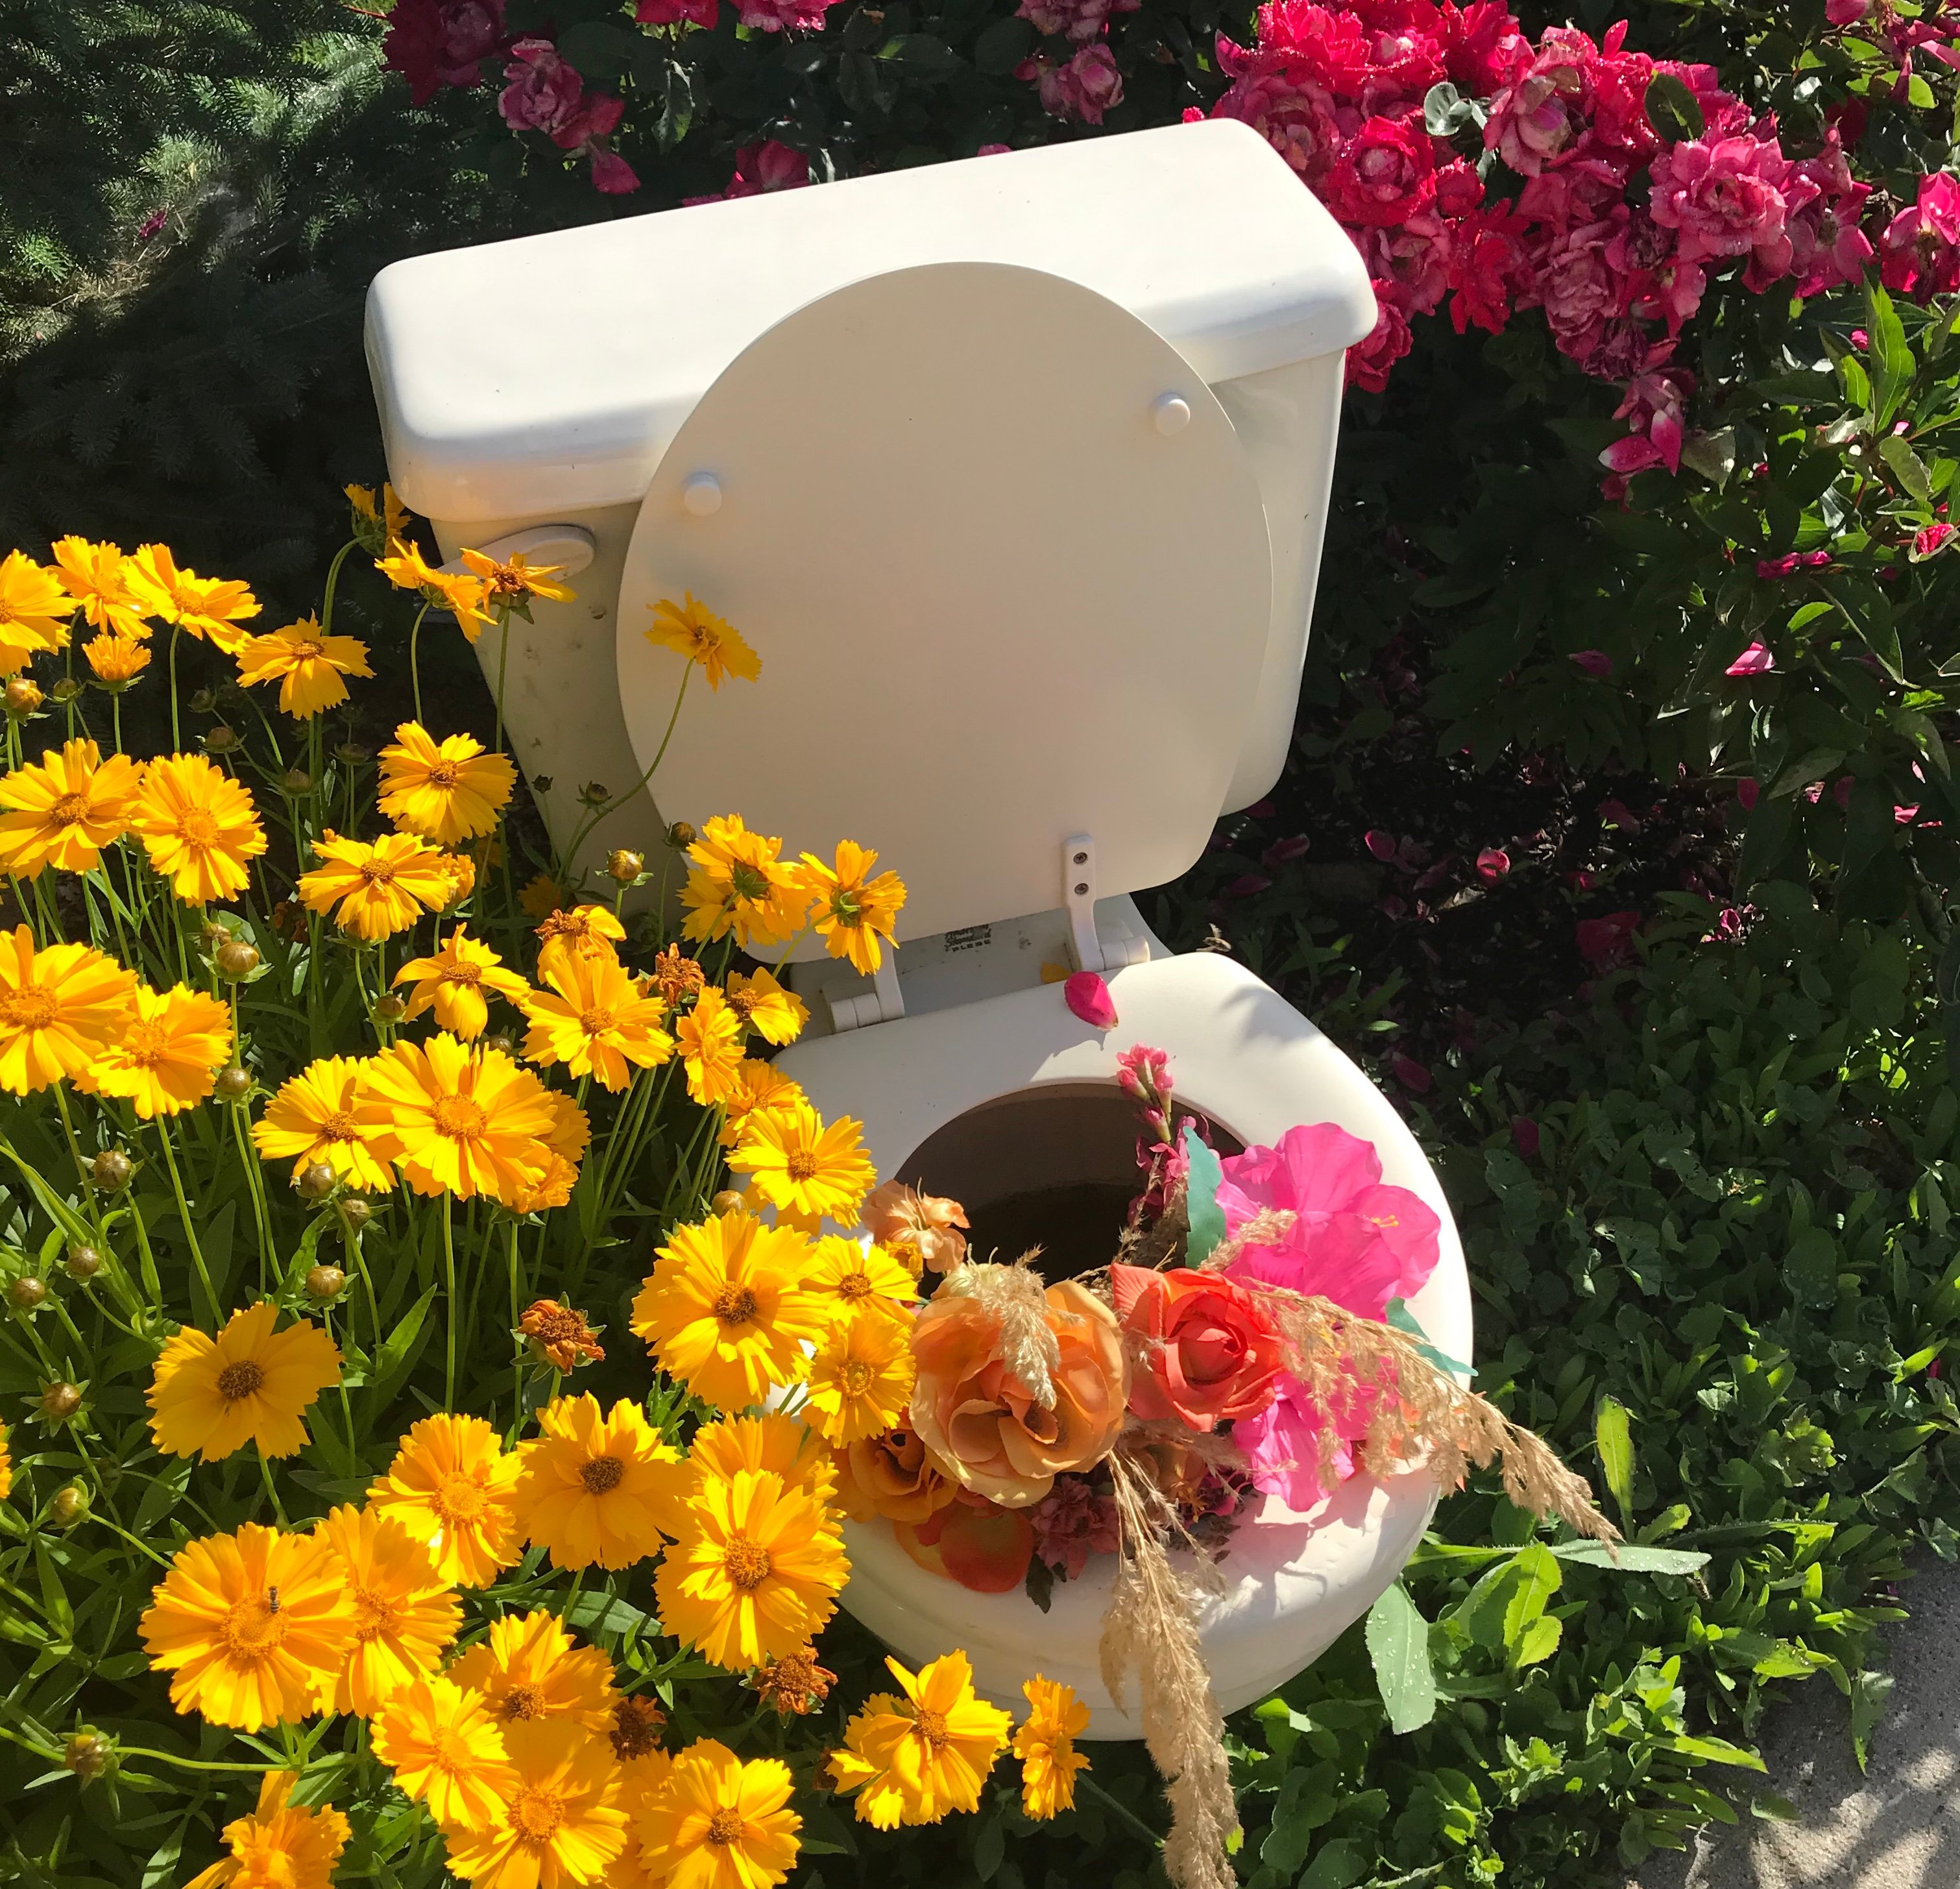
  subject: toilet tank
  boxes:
[365,119,1374,864]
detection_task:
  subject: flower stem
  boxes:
[442,1191,457,1409]
[409,604,431,725]
[557,666,690,877]
[156,1127,220,1322]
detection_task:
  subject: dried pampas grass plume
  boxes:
[935,1257,1061,1410]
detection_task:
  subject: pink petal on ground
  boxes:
[1063,971,1117,1029]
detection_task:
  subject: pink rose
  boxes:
[1915,520,1957,559]
[636,0,719,21]
[1352,212,1452,317]
[1211,74,1344,185]
[1484,30,1600,176]
[1440,0,1532,97]
[1575,910,1640,968]
[1827,0,1872,21]
[1030,43,1124,123]
[1345,288,1413,392]
[1878,173,1960,300]
[1063,971,1118,1029]
[1017,0,1137,43]
[738,0,842,27]
[1647,131,1796,284]
[1569,650,1614,677]
[1447,202,1534,334]
[723,140,810,197]
[589,148,640,195]
[498,38,584,136]
[1329,115,1436,226]
[1785,140,1874,299]
[384,0,507,105]
[1476,847,1510,881]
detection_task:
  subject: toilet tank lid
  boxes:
[365,119,1375,525]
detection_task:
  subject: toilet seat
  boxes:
[776,949,1474,1736]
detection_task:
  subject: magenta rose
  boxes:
[498,38,584,136]
[1329,115,1436,227]
[1649,132,1797,280]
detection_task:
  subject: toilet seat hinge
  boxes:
[1064,834,1106,974]
[829,952,905,1032]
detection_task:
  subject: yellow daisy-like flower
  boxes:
[630,1210,825,1410]
[0,550,74,670]
[684,1411,838,1509]
[393,928,529,1040]
[182,1770,350,1889]
[805,1311,917,1447]
[723,968,808,1047]
[346,481,411,552]
[138,1522,356,1732]
[0,1420,13,1500]
[805,1235,916,1330]
[313,1504,460,1715]
[128,753,268,905]
[505,1088,593,1216]
[126,544,262,654]
[96,982,234,1117]
[147,1300,341,1462]
[535,901,627,961]
[377,721,516,844]
[359,1032,562,1202]
[0,926,137,1095]
[84,632,151,685]
[372,1674,516,1834]
[0,738,141,879]
[726,1101,875,1226]
[609,1744,675,1889]
[49,536,150,639]
[796,840,908,976]
[250,1054,396,1193]
[367,1412,522,1587]
[646,592,761,691]
[511,1393,689,1571]
[236,615,374,718]
[297,829,453,940]
[1014,1675,1091,1820]
[448,1609,618,1735]
[679,816,809,952]
[443,1719,629,1889]
[522,947,672,1093]
[461,545,577,610]
[827,1651,1013,1829]
[520,871,567,921]
[655,1467,848,1672]
[675,983,744,1107]
[433,848,477,910]
[718,1059,806,1152]
[637,1739,801,1889]
[375,537,494,639]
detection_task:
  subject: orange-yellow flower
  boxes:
[679,815,808,951]
[250,1055,396,1193]
[127,544,262,653]
[795,840,907,975]
[460,545,577,609]
[182,1769,350,1889]
[346,482,410,550]
[358,1032,564,1202]
[805,1236,916,1330]
[236,615,373,717]
[97,982,233,1117]
[0,738,141,878]
[718,1059,805,1152]
[637,1739,801,1889]
[675,983,743,1106]
[646,592,761,690]
[726,1101,875,1226]
[297,829,454,940]
[138,1522,356,1731]
[805,1311,916,1447]
[684,1411,838,1509]
[128,754,267,904]
[49,536,151,639]
[442,1720,628,1888]
[511,1394,688,1571]
[534,900,627,960]
[367,1412,521,1587]
[372,1674,516,1833]
[1013,1676,1091,1819]
[521,947,672,1092]
[147,1301,341,1461]
[375,537,493,639]
[393,927,530,1040]
[826,1651,1012,1828]
[83,633,150,684]
[0,926,137,1095]
[313,1503,460,1715]
[377,721,516,844]
[448,1608,618,1735]
[724,968,808,1047]
[0,550,74,669]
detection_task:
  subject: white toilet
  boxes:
[367,119,1475,1737]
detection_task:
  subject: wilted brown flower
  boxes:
[749,1645,837,1718]
[518,1300,606,1372]
[610,1692,666,1759]
[650,944,706,1008]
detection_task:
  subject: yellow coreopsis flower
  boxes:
[683,1411,839,1508]
[0,926,137,1095]
[534,900,627,960]
[182,1770,350,1889]
[805,1236,916,1330]
[358,1032,563,1202]
[655,1467,849,1672]
[1014,1675,1091,1820]
[0,549,74,669]
[630,1210,825,1411]
[250,1054,396,1193]
[49,536,151,639]
[511,1393,689,1571]
[375,537,494,639]
[724,967,808,1047]
[147,1300,341,1462]
[726,1101,875,1226]
[297,829,454,940]
[505,1088,591,1215]
[126,544,261,653]
[138,1522,356,1731]
[367,1412,522,1587]
[675,983,743,1107]
[718,1058,806,1151]
[128,753,268,904]
[461,544,577,609]
[313,1504,460,1716]
[646,592,761,691]
[0,1421,10,1500]
[442,1720,629,1888]
[805,1310,916,1447]
[236,615,374,718]
[638,1739,802,1889]
[796,840,908,976]
[83,632,151,685]
[96,982,234,1117]
[448,1609,619,1735]
[376,720,516,844]
[346,481,410,552]
[372,1674,516,1834]
[521,947,672,1092]
[679,815,809,951]
[827,1651,1013,1828]
[392,927,529,1040]
[0,738,141,879]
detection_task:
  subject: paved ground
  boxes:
[1621,1559,1960,1889]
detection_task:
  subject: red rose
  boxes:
[1329,116,1436,228]
[1109,1265,1285,1432]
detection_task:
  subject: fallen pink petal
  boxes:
[1063,970,1119,1029]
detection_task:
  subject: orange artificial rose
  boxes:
[833,1427,958,1526]
[908,1279,1128,1508]
[1109,1263,1284,1432]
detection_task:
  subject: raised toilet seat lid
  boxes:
[775,950,1473,1736]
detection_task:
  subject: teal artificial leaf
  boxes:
[1182,1121,1226,1265]
[1384,1297,1473,1377]
[1366,1583,1438,1733]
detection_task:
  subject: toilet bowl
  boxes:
[365,119,1471,1736]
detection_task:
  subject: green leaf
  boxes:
[1300,1836,1373,1889]
[973,1812,1004,1882]
[367,1283,439,1412]
[1553,1541,1710,1574]
[1880,432,1934,502]
[1181,1121,1225,1264]
[1365,1583,1438,1733]
[1503,1543,1562,1665]
[1868,282,1914,427]
[1595,1395,1636,1521]
[1850,1668,1894,1770]
[971,15,1034,73]
[1665,1735,1767,1771]
[1784,1226,1838,1310]
[1645,70,1705,141]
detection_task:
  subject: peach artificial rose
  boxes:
[833,1427,958,1526]
[908,1279,1128,1509]
[862,1180,969,1276]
